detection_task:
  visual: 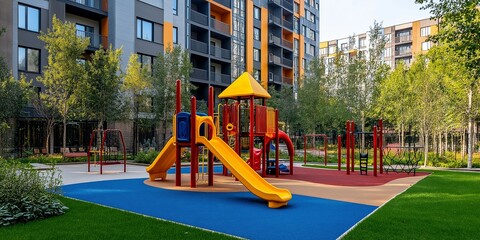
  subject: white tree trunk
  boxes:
[467,88,473,168]
[423,130,429,167]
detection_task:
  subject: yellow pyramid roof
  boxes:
[218,72,271,99]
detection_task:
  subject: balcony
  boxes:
[210,18,230,35]
[283,19,293,30]
[210,72,231,84]
[268,54,282,65]
[395,50,412,57]
[210,45,231,60]
[190,39,208,54]
[269,0,282,7]
[282,58,293,67]
[68,0,104,11]
[282,76,293,85]
[76,30,107,49]
[269,14,282,26]
[269,34,281,46]
[282,38,293,50]
[283,0,293,11]
[395,35,412,44]
[191,68,208,81]
[214,0,231,8]
[190,10,208,26]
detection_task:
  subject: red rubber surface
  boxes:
[266,167,429,186]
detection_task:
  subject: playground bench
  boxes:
[61,148,88,159]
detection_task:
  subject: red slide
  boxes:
[266,130,294,157]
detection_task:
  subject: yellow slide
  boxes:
[146,137,176,181]
[197,136,292,208]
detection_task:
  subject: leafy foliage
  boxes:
[78,47,125,128]
[0,160,67,227]
[37,16,89,149]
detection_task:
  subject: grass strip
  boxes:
[343,170,480,239]
[0,196,238,240]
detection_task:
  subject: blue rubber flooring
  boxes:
[62,167,377,240]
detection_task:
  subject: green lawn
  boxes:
[343,170,480,239]
[0,196,237,240]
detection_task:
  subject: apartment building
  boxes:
[0,0,319,153]
[320,17,438,69]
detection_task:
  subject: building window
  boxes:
[302,58,307,70]
[384,33,391,43]
[137,18,153,41]
[341,43,348,51]
[384,47,391,57]
[294,2,300,14]
[253,69,260,80]
[302,25,306,35]
[328,45,336,54]
[359,38,366,48]
[254,27,260,41]
[173,27,178,44]
[138,53,154,72]
[320,47,327,56]
[18,4,40,32]
[76,24,94,47]
[253,48,260,61]
[254,6,260,20]
[173,0,178,15]
[18,46,40,73]
[420,27,431,37]
[294,39,299,55]
[422,41,432,51]
[310,44,315,56]
[294,17,299,34]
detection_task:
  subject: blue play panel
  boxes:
[62,177,377,240]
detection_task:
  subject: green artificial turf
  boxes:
[0,196,238,240]
[343,170,480,239]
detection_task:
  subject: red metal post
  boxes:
[346,121,350,175]
[324,135,328,166]
[275,109,279,178]
[190,96,197,188]
[249,96,254,169]
[175,80,181,185]
[351,121,355,172]
[117,130,127,173]
[100,130,107,174]
[208,87,214,186]
[222,100,228,176]
[304,135,307,165]
[176,80,181,114]
[337,135,341,171]
[373,126,378,177]
[378,119,383,174]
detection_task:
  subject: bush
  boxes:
[134,149,158,164]
[0,159,68,227]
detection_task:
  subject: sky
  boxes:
[319,0,432,41]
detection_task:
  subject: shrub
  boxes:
[134,149,158,164]
[0,159,68,227]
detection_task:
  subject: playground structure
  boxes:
[303,134,328,166]
[338,120,384,176]
[146,72,293,208]
[338,120,423,176]
[87,129,127,174]
[383,133,423,176]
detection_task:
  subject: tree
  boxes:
[78,47,124,131]
[0,28,31,155]
[37,16,89,150]
[374,61,415,146]
[415,0,480,167]
[151,45,193,146]
[267,86,297,136]
[123,53,152,154]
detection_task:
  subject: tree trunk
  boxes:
[467,88,473,168]
[361,111,365,152]
[423,130,429,167]
[401,124,405,147]
[433,132,437,155]
[461,128,465,160]
[63,117,67,150]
